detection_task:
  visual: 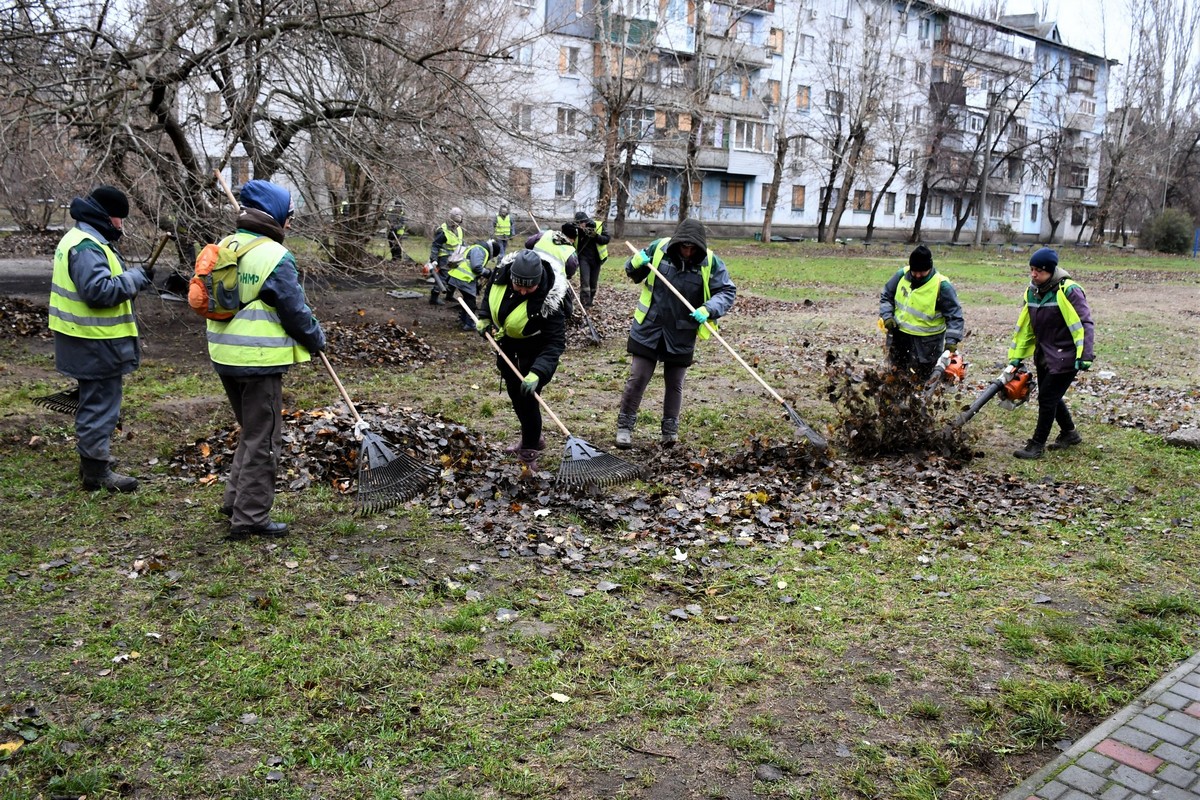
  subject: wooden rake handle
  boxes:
[448,289,573,439]
[623,240,789,407]
[318,351,366,426]
[214,168,241,212]
[527,210,600,340]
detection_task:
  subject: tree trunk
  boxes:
[761,133,789,243]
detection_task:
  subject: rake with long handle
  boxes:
[527,211,601,345]
[214,170,437,511]
[319,352,439,513]
[450,291,640,488]
[33,233,174,416]
[624,241,828,451]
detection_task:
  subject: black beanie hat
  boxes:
[90,185,129,218]
[1029,247,1058,271]
[909,245,933,271]
[574,211,590,224]
[510,250,543,287]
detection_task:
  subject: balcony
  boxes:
[701,35,771,68]
[1055,186,1084,202]
[646,143,730,170]
[716,0,775,13]
[707,93,768,116]
[930,80,967,107]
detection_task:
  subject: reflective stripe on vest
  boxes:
[449,243,489,283]
[893,270,948,336]
[632,238,716,341]
[48,227,138,339]
[531,231,574,275]
[1007,279,1086,362]
[494,215,512,238]
[206,233,311,367]
[435,223,462,258]
[487,281,533,339]
[595,221,608,263]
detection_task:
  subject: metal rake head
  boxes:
[32,387,80,415]
[784,403,828,452]
[556,436,642,489]
[355,432,439,515]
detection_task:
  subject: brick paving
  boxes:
[1004,651,1200,800]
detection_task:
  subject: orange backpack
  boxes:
[188,235,269,320]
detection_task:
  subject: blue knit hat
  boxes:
[238,180,293,226]
[1029,247,1058,271]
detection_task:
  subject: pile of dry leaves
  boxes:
[0,296,50,340]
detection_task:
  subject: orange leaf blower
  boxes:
[923,349,967,397]
[946,363,1034,430]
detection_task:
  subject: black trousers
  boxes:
[498,347,551,450]
[1030,363,1077,444]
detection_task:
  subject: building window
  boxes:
[905,193,918,214]
[1011,201,1021,219]
[513,103,533,131]
[915,63,927,83]
[691,179,703,208]
[884,192,896,214]
[820,186,840,208]
[766,80,781,106]
[643,58,660,84]
[853,190,873,212]
[1030,202,1039,223]
[825,90,844,114]
[652,175,668,197]
[1080,98,1096,115]
[791,185,806,211]
[1071,206,1085,225]
[559,46,580,76]
[732,119,769,152]
[555,170,575,197]
[719,179,746,208]
[796,85,811,111]
[799,34,814,58]
[513,45,534,70]
[231,157,250,186]
[927,195,944,216]
[510,168,531,202]
[768,27,784,53]
[761,183,771,208]
[557,107,578,135]
[911,106,924,124]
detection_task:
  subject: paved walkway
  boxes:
[1004,650,1200,800]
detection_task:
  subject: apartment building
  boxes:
[496,0,1111,243]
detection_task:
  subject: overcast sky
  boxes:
[941,0,1132,61]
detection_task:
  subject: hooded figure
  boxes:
[1007,247,1095,459]
[475,249,568,473]
[616,218,736,447]
[49,185,153,492]
[560,210,611,308]
[878,245,964,380]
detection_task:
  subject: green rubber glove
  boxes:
[691,306,710,324]
[1008,359,1022,368]
[945,341,958,353]
[883,317,898,331]
[1074,359,1092,371]
[521,372,539,394]
[475,318,494,338]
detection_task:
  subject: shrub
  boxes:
[1140,208,1196,254]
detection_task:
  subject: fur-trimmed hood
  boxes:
[494,249,568,317]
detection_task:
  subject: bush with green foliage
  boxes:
[1140,209,1196,254]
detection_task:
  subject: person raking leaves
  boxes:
[475,249,567,473]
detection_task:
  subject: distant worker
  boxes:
[493,203,513,258]
[526,229,580,298]
[48,185,154,492]
[1008,247,1094,459]
[617,219,736,448]
[386,203,407,262]
[879,245,964,380]
[447,239,501,331]
[428,207,464,306]
[475,249,567,473]
[208,180,326,536]
[561,210,610,308]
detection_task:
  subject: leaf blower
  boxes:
[923,349,966,397]
[946,363,1034,430]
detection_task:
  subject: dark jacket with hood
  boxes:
[53,196,153,380]
[624,218,736,366]
[478,252,567,385]
[213,181,326,378]
[1017,265,1094,374]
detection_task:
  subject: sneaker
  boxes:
[1013,439,1045,459]
[1047,429,1083,450]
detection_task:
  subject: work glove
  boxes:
[1074,359,1092,371]
[882,317,898,331]
[945,341,958,353]
[475,318,494,338]
[1008,359,1022,368]
[691,306,711,324]
[520,372,540,395]
[140,263,155,284]
[479,268,492,280]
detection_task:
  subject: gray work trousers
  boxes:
[619,355,687,421]
[220,374,283,528]
[75,376,124,461]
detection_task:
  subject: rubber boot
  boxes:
[504,436,545,454]
[1047,429,1083,450]
[80,456,139,493]
[1013,439,1045,459]
[660,417,679,447]
[516,447,542,473]
[615,413,636,449]
[580,290,593,308]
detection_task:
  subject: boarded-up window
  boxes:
[510,168,531,203]
[767,80,781,106]
[719,179,745,208]
[791,185,806,211]
[796,85,811,111]
[853,190,873,212]
[768,27,783,52]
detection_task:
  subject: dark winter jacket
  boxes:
[212,207,326,378]
[624,218,736,367]
[479,254,567,385]
[1010,266,1094,374]
[52,198,153,380]
[560,219,611,268]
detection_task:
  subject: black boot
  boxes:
[429,289,443,306]
[80,457,139,493]
[1013,439,1045,460]
[660,417,679,447]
